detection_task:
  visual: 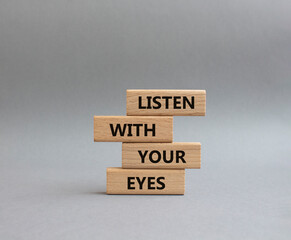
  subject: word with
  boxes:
[110,124,155,137]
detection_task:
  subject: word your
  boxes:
[138,150,186,163]
[127,176,165,190]
[138,96,194,109]
[110,124,155,137]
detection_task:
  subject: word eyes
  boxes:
[127,177,165,190]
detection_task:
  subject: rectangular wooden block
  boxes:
[107,167,185,195]
[122,142,201,169]
[94,116,173,142]
[127,89,206,116]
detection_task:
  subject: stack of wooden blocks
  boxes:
[94,89,206,195]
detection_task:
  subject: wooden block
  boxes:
[127,89,206,116]
[122,142,201,169]
[94,116,173,142]
[107,167,185,195]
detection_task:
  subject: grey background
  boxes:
[1,1,290,239]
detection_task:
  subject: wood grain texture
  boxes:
[107,167,185,195]
[94,116,173,142]
[122,142,201,169]
[126,89,206,116]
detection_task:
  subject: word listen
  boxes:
[128,176,165,190]
[126,90,206,116]
[138,96,194,109]
[110,124,155,137]
[138,150,186,163]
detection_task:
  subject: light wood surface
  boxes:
[122,142,201,169]
[126,89,206,116]
[107,167,185,195]
[94,116,173,142]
